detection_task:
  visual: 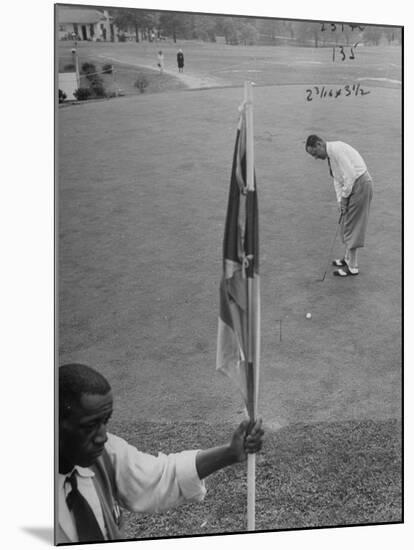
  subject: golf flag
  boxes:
[216,87,260,422]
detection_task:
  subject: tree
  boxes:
[192,14,217,42]
[362,26,384,46]
[256,19,286,45]
[219,17,238,45]
[294,21,322,47]
[112,8,155,42]
[239,22,259,46]
[383,26,402,45]
[158,12,193,42]
[283,20,296,40]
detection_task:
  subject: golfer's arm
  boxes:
[336,155,355,198]
[195,445,238,479]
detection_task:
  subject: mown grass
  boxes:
[82,62,186,96]
[57,37,402,542]
[109,419,402,540]
[58,40,401,96]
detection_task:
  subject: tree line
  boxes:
[110,9,401,47]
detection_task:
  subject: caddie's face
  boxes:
[306,141,327,160]
[60,391,113,470]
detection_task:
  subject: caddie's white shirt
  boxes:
[58,432,206,543]
[326,141,367,202]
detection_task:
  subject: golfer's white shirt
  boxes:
[58,432,206,542]
[326,141,367,202]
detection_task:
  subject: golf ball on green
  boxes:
[306,313,312,319]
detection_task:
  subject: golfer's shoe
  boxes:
[332,258,347,267]
[333,266,359,277]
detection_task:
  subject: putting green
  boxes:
[58,77,401,431]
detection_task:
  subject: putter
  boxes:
[319,213,344,282]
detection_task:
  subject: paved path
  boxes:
[94,52,228,90]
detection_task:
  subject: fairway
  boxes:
[57,38,402,534]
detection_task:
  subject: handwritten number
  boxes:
[306,83,370,101]
[333,45,357,62]
[323,23,365,33]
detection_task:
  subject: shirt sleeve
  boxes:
[332,177,343,203]
[335,153,357,198]
[105,433,206,513]
[329,143,360,199]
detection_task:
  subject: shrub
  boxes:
[102,63,113,74]
[58,89,67,103]
[81,62,96,75]
[88,73,103,86]
[90,82,106,98]
[134,73,149,93]
[73,87,91,101]
[87,73,106,97]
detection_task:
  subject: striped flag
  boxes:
[216,106,260,420]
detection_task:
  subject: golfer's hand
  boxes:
[229,418,264,462]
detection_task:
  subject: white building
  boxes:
[57,5,118,41]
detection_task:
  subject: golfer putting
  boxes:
[305,135,373,277]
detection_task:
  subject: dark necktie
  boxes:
[66,472,105,542]
[327,156,333,177]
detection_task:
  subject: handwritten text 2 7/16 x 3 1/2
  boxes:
[306,83,371,102]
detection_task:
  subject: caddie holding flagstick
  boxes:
[57,364,264,544]
[305,135,373,277]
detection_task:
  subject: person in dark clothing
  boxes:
[177,49,184,72]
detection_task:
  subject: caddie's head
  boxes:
[59,364,113,473]
[305,135,328,160]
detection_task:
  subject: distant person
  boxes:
[57,363,264,543]
[305,135,373,277]
[177,49,184,72]
[157,50,164,73]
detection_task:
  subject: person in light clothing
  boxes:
[157,50,164,73]
[57,363,264,544]
[305,135,373,277]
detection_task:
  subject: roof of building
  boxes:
[57,6,107,25]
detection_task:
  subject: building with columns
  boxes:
[57,5,119,41]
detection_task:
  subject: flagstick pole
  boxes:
[245,81,254,193]
[244,80,256,532]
